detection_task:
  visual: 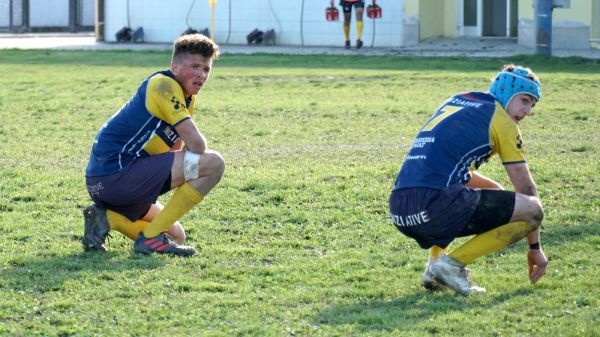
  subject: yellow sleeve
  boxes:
[188,95,196,117]
[490,103,526,164]
[145,74,191,125]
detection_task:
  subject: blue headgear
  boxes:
[488,66,541,109]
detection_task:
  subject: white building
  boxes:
[99,0,403,47]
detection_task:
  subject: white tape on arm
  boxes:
[183,151,201,181]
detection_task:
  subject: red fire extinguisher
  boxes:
[325,0,339,21]
[367,0,382,19]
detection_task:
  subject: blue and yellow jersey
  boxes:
[86,70,195,177]
[393,92,525,190]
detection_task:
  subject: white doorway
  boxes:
[461,0,482,36]
[456,0,517,37]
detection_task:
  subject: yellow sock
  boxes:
[356,21,364,40]
[343,24,350,41]
[449,221,536,265]
[143,183,203,238]
[107,210,149,240]
[429,245,449,263]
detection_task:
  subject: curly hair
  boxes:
[502,64,540,84]
[172,34,220,62]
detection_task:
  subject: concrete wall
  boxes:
[519,0,593,23]
[518,0,594,49]
[1,0,94,28]
[403,0,419,44]
[103,0,405,47]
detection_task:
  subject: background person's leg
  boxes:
[355,7,364,48]
[343,11,351,47]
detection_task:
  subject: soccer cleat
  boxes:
[422,260,446,291]
[345,40,351,49]
[134,232,196,257]
[356,39,363,49]
[82,204,111,252]
[430,255,486,295]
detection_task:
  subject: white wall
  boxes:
[104,0,404,47]
[0,0,9,27]
[30,0,69,27]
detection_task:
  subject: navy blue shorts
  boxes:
[85,152,174,221]
[340,0,365,13]
[388,184,515,249]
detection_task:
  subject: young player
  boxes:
[340,0,365,49]
[389,64,548,295]
[83,34,224,257]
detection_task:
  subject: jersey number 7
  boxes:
[421,105,464,132]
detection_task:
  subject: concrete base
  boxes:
[518,19,590,49]
[403,17,419,47]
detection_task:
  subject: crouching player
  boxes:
[82,34,224,256]
[389,64,548,295]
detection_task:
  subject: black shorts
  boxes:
[459,189,515,237]
[389,185,515,249]
[85,152,174,221]
[340,0,365,13]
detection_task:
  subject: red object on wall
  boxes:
[367,0,382,19]
[326,0,339,21]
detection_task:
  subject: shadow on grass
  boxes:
[316,288,534,332]
[315,223,599,332]
[541,222,600,248]
[0,252,166,293]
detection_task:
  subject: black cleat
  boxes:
[344,40,351,49]
[356,39,363,49]
[134,232,196,257]
[82,204,110,252]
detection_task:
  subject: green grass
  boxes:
[0,50,599,336]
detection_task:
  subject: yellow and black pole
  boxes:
[208,0,216,40]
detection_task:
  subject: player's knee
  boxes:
[205,151,225,177]
[527,197,544,228]
[213,152,226,175]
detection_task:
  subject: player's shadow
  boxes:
[315,288,533,332]
[316,222,599,332]
[0,251,167,293]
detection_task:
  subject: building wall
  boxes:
[404,0,419,18]
[518,0,596,49]
[417,0,445,39]
[103,0,404,47]
[593,0,600,48]
[519,0,593,24]
[30,0,69,27]
[80,0,95,26]
[443,0,457,37]
[0,0,8,27]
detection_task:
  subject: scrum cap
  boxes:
[488,66,541,109]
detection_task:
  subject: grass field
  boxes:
[0,50,598,336]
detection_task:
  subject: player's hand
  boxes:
[527,248,548,284]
